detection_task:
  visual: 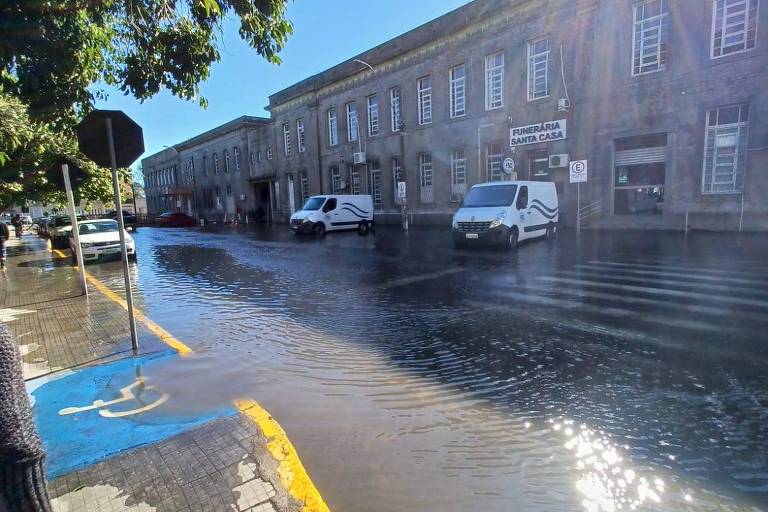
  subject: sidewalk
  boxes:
[1,234,326,512]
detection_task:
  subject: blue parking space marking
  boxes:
[29,351,236,478]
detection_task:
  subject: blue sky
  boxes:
[97,0,472,172]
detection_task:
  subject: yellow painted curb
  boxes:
[235,399,331,512]
[52,248,193,356]
[51,246,330,512]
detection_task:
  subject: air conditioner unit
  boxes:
[338,180,347,190]
[549,154,570,168]
[353,152,366,164]
[239,194,246,201]
[557,98,571,112]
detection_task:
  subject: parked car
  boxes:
[20,214,33,225]
[290,195,374,236]
[452,181,559,249]
[105,210,138,231]
[49,215,86,248]
[36,218,51,238]
[69,219,136,264]
[156,211,196,227]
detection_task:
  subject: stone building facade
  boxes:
[144,0,768,230]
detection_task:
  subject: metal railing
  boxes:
[577,199,603,233]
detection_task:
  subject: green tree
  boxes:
[0,88,129,210]
[0,0,292,205]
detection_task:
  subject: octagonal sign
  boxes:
[76,110,144,168]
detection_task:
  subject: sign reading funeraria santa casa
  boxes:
[509,119,567,147]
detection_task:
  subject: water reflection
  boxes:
[115,227,768,512]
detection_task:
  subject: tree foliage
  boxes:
[0,0,292,125]
[0,89,128,210]
[0,0,292,207]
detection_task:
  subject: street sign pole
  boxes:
[106,117,139,353]
[62,164,88,297]
[577,182,581,235]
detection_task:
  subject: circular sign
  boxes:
[571,160,586,175]
[502,157,516,175]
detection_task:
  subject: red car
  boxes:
[156,211,196,227]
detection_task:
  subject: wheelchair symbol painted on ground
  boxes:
[58,377,170,418]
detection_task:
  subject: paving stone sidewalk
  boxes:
[49,415,286,512]
[1,234,165,379]
[2,234,300,512]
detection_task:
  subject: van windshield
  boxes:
[302,197,326,211]
[462,185,518,208]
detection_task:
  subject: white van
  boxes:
[451,181,559,248]
[290,195,374,236]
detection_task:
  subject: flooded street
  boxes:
[86,226,768,512]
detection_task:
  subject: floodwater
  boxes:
[86,225,768,512]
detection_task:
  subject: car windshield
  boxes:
[79,220,118,234]
[301,197,326,211]
[462,185,518,208]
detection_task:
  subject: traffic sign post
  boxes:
[569,160,588,234]
[77,111,144,354]
[62,164,88,297]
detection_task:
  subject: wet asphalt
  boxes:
[85,224,768,512]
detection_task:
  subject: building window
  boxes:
[450,149,467,199]
[711,0,759,58]
[367,94,379,137]
[346,102,359,142]
[450,64,466,118]
[633,0,669,75]
[390,87,402,132]
[529,149,550,180]
[300,171,309,203]
[528,37,550,100]
[266,148,273,160]
[349,165,360,195]
[257,150,262,163]
[250,151,255,165]
[283,123,292,156]
[226,184,232,196]
[234,147,241,170]
[224,149,230,172]
[297,119,306,153]
[702,105,749,194]
[419,153,433,203]
[214,153,220,174]
[330,165,342,193]
[417,76,432,125]
[328,108,339,146]
[485,52,504,110]
[391,157,403,206]
[486,142,504,182]
[369,161,382,208]
[203,155,208,176]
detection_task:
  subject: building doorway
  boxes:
[613,134,667,215]
[251,181,271,223]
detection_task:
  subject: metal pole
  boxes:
[576,182,581,234]
[106,117,139,353]
[739,192,744,233]
[62,164,88,297]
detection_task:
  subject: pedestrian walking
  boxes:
[11,214,23,238]
[0,220,8,269]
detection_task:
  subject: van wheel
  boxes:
[546,223,557,240]
[506,227,519,250]
[313,223,326,236]
[358,222,370,236]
